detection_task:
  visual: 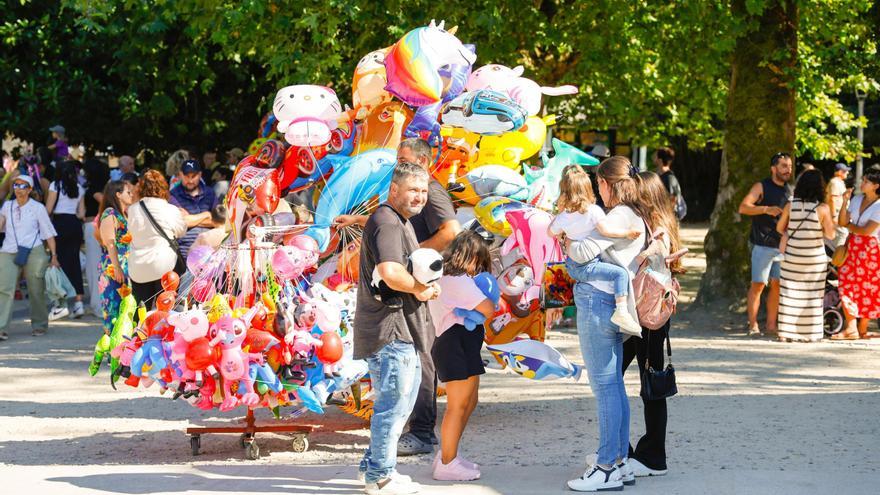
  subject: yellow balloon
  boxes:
[471,115,555,169]
[207,294,232,323]
[474,196,524,236]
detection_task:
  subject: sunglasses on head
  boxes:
[12,182,31,190]
[770,152,791,166]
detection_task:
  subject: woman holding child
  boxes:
[562,156,648,491]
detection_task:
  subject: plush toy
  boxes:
[371,248,443,309]
[454,272,501,330]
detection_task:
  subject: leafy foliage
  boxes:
[1,1,877,161]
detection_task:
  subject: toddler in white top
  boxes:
[548,166,643,336]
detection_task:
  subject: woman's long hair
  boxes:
[83,158,110,195]
[55,160,80,199]
[98,180,128,220]
[792,169,825,204]
[596,156,650,220]
[638,171,684,273]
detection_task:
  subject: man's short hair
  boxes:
[770,152,792,166]
[391,161,429,185]
[398,138,433,163]
[655,147,675,165]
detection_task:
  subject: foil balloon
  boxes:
[459,165,529,202]
[254,139,286,169]
[501,208,563,281]
[487,340,582,380]
[484,305,545,345]
[354,101,413,154]
[348,47,393,120]
[474,196,532,237]
[526,138,600,209]
[405,44,474,145]
[471,115,556,169]
[441,89,527,136]
[272,85,342,147]
[384,20,477,107]
[305,148,397,250]
[466,64,578,116]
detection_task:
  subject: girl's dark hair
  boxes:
[655,147,675,165]
[55,160,80,199]
[98,180,127,219]
[83,158,110,194]
[863,169,880,187]
[443,230,492,277]
[792,169,825,203]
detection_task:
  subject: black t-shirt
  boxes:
[409,179,456,243]
[84,189,100,218]
[353,204,430,359]
[660,171,682,199]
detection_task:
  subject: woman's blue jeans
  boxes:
[574,281,630,465]
[359,340,422,483]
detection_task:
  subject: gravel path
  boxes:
[1,226,878,494]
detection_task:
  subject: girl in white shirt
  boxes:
[45,161,86,318]
[548,166,642,335]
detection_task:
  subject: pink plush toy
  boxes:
[465,64,578,116]
[210,312,261,411]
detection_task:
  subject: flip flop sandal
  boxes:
[830,331,859,340]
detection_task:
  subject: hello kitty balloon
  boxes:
[272,85,343,147]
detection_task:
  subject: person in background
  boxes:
[110,155,136,182]
[211,166,234,199]
[83,158,111,316]
[98,180,134,334]
[164,149,189,188]
[336,138,461,456]
[0,175,59,339]
[737,152,793,337]
[826,162,851,248]
[127,170,186,309]
[354,162,438,495]
[169,159,216,259]
[775,169,836,342]
[654,147,686,220]
[192,204,228,250]
[833,169,880,340]
[202,150,218,183]
[45,160,86,320]
[225,147,245,168]
[48,125,69,163]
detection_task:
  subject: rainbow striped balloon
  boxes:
[384,27,443,107]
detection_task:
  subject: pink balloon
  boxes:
[272,246,308,279]
[190,278,216,303]
[286,234,319,254]
[187,246,215,276]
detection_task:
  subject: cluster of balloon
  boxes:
[89,19,592,419]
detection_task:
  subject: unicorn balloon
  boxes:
[466,64,578,116]
[384,20,477,107]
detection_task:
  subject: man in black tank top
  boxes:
[738,152,793,336]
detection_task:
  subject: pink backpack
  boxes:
[632,227,687,330]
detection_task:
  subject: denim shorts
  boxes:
[751,244,782,284]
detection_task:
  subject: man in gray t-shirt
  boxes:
[354,162,440,493]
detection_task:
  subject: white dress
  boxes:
[778,200,826,341]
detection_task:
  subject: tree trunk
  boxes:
[698,0,798,303]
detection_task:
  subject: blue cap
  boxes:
[835,162,851,172]
[180,159,202,175]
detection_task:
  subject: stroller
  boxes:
[823,243,845,336]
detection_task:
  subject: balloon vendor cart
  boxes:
[186,408,312,460]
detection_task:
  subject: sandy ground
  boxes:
[1,225,878,494]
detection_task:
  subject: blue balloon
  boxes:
[305,148,397,250]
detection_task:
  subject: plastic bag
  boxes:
[45,266,75,305]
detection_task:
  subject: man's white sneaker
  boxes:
[48,306,69,321]
[72,301,85,318]
[358,470,411,484]
[629,458,667,477]
[364,473,420,495]
[611,307,642,336]
[567,464,623,492]
[616,459,635,486]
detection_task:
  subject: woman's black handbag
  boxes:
[139,202,187,275]
[640,331,677,400]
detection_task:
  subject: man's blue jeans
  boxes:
[566,257,629,299]
[359,340,422,483]
[574,281,630,466]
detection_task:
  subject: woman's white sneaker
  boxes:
[616,459,636,486]
[628,458,667,477]
[364,472,420,495]
[567,464,623,492]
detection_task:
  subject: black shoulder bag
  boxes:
[139,201,187,275]
[640,330,677,400]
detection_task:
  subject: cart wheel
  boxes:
[291,434,309,453]
[824,308,844,336]
[190,436,201,456]
[245,441,260,460]
[239,433,253,448]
